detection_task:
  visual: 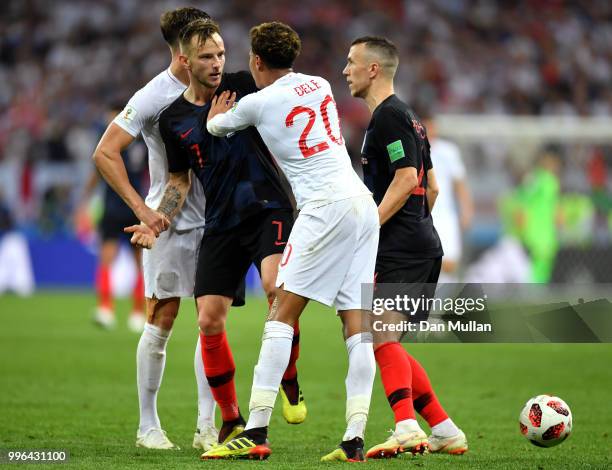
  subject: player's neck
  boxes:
[259,68,292,88]
[184,81,217,106]
[365,83,394,114]
[169,50,190,86]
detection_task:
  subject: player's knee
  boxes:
[147,297,179,330]
[196,296,231,334]
[197,303,228,335]
[198,313,226,335]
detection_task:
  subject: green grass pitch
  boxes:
[1,292,611,469]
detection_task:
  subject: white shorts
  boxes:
[276,195,379,311]
[436,217,462,263]
[143,225,204,299]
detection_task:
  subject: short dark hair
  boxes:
[160,7,211,47]
[250,22,301,69]
[178,18,221,54]
[351,36,399,77]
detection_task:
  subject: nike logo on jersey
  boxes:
[180,127,194,139]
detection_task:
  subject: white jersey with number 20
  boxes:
[207,72,370,210]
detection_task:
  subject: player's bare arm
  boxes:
[93,123,169,235]
[453,178,473,230]
[124,171,191,249]
[427,168,440,212]
[157,170,191,221]
[377,167,418,225]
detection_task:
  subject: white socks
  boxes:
[137,323,171,433]
[343,333,375,441]
[245,325,375,441]
[431,418,460,438]
[396,418,422,435]
[246,321,294,431]
[195,335,217,430]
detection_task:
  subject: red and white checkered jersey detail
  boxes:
[207,72,369,210]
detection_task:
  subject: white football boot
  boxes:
[366,429,428,458]
[192,424,219,451]
[428,429,468,454]
[136,428,180,450]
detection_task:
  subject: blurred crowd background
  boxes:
[0,0,611,293]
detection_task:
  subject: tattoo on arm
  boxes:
[158,185,181,218]
[156,171,190,221]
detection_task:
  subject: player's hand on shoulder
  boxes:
[124,223,156,249]
[207,90,236,122]
[134,204,169,236]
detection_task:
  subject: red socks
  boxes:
[201,331,239,421]
[97,266,145,313]
[96,265,112,310]
[405,351,449,427]
[282,320,300,381]
[132,272,144,312]
[375,342,449,427]
[375,342,416,422]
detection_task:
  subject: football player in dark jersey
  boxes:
[343,36,467,458]
[126,19,306,453]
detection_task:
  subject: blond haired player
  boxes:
[92,8,222,451]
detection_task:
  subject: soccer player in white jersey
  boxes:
[92,8,223,451]
[424,113,473,282]
[202,22,379,462]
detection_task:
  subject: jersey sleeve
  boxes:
[159,114,189,173]
[375,108,419,170]
[206,92,263,137]
[113,89,152,138]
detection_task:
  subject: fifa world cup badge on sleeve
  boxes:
[122,105,138,123]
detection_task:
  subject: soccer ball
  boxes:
[519,395,572,447]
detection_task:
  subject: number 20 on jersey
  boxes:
[285,95,343,158]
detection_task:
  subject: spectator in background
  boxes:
[38,185,73,235]
[422,112,473,282]
[0,0,610,284]
[75,103,148,331]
